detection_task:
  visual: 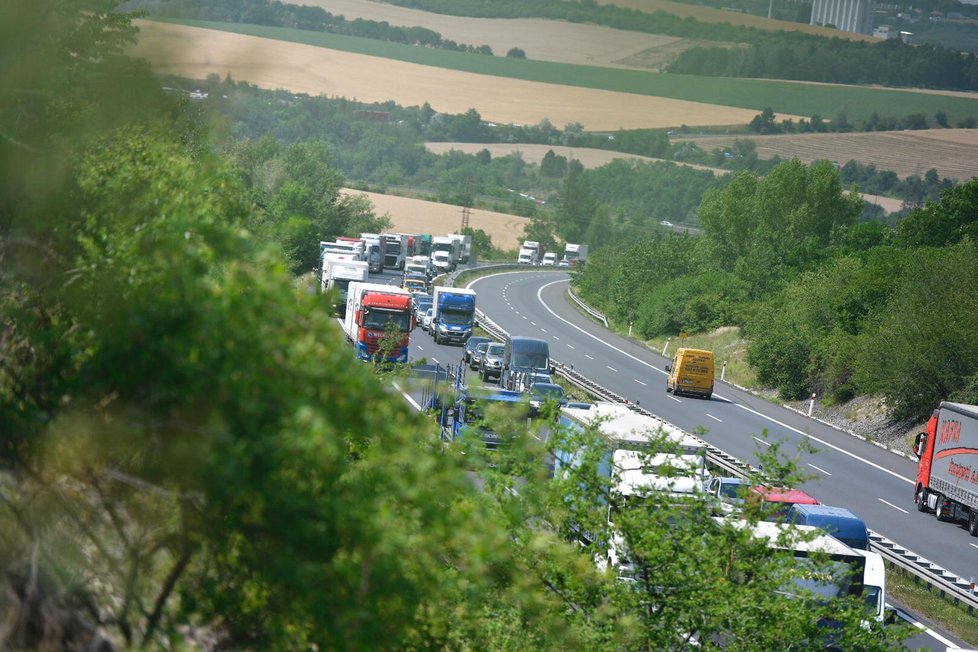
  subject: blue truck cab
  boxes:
[441,387,530,449]
[431,286,477,346]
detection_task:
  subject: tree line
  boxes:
[122,0,497,54]
[575,160,978,419]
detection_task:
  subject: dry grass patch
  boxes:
[341,188,529,251]
[673,129,978,181]
[131,20,761,130]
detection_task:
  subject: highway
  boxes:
[368,267,968,650]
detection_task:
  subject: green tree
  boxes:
[554,160,599,243]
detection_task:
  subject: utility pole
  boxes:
[460,205,471,232]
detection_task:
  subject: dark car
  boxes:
[463,336,492,365]
[479,342,506,382]
[528,382,566,410]
[470,342,490,370]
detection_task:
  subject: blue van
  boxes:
[500,336,550,391]
[787,504,869,550]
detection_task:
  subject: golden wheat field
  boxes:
[341,189,529,251]
[674,129,978,181]
[304,0,682,70]
[132,20,761,131]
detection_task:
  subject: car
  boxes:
[470,342,490,370]
[403,274,428,294]
[479,342,506,382]
[464,336,492,365]
[528,382,566,410]
[422,308,434,333]
[413,295,433,318]
[557,258,570,268]
[704,477,750,514]
[541,252,557,266]
[518,371,553,392]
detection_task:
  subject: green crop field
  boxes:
[151,18,978,125]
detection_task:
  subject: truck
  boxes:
[563,243,589,267]
[404,254,432,281]
[786,503,869,550]
[320,240,363,263]
[913,401,978,536]
[383,233,409,270]
[431,236,460,271]
[359,233,387,274]
[430,286,477,346]
[517,247,538,265]
[343,281,414,363]
[430,250,452,275]
[449,233,472,265]
[321,258,369,316]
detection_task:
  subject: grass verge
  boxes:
[888,565,978,647]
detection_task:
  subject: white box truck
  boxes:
[322,258,369,316]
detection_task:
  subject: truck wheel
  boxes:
[935,495,949,521]
[916,487,929,512]
[970,512,978,537]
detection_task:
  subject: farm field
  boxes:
[132,20,759,130]
[340,189,529,251]
[673,129,978,181]
[134,19,978,127]
[302,0,685,71]
[424,142,905,212]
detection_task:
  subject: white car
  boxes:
[541,253,557,266]
[422,308,434,333]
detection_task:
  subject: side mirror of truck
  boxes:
[884,606,899,626]
[665,364,671,372]
[912,432,925,458]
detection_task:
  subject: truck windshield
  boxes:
[513,352,548,369]
[363,309,411,332]
[441,311,472,325]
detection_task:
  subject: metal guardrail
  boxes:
[473,307,978,613]
[566,286,608,328]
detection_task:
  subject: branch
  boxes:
[141,542,193,646]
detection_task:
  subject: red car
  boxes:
[749,486,820,521]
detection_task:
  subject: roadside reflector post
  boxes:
[662,338,671,357]
[721,361,728,382]
[808,393,816,417]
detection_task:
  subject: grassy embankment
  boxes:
[148,18,978,126]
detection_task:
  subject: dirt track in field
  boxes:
[341,189,529,251]
[673,129,978,182]
[132,20,761,130]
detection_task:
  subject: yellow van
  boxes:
[665,348,715,399]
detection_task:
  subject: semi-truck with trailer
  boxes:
[319,240,363,263]
[321,258,369,316]
[563,243,588,267]
[359,233,386,274]
[449,233,472,265]
[913,401,978,535]
[431,236,460,271]
[430,286,476,345]
[383,233,409,270]
[343,281,414,363]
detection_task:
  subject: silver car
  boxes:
[479,343,506,382]
[470,342,490,370]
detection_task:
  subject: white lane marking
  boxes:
[634,379,647,386]
[541,328,548,333]
[553,336,560,340]
[668,395,682,403]
[971,543,978,550]
[706,413,722,422]
[808,464,832,477]
[393,381,422,411]
[753,436,771,447]
[879,498,909,514]
[530,321,537,326]
[585,354,594,360]
[522,278,914,487]
[607,366,618,372]
[431,358,439,365]
[567,344,575,349]
[416,346,424,352]
[894,607,959,648]
[522,315,528,319]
